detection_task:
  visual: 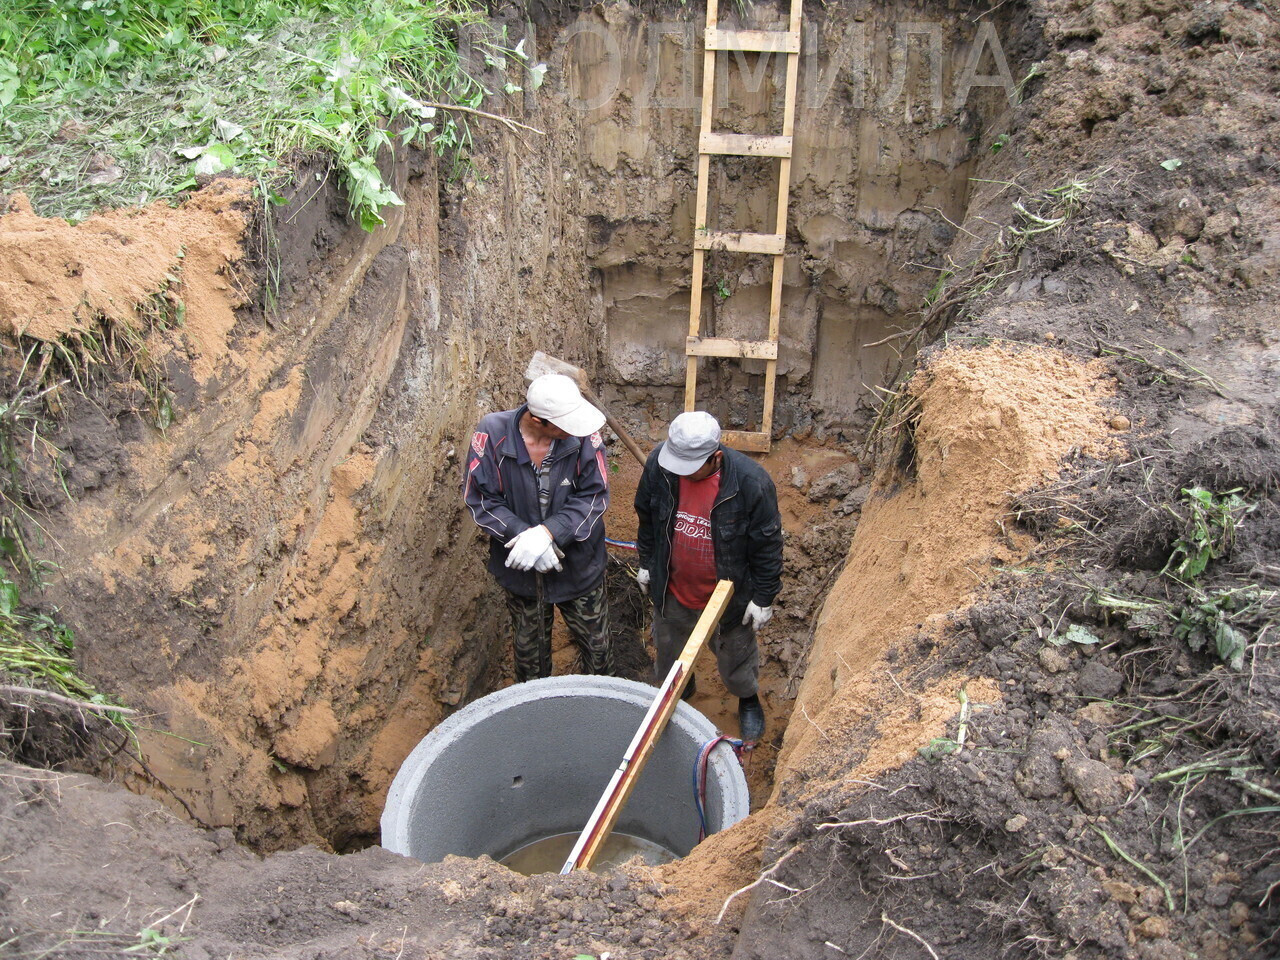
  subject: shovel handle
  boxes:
[579,382,647,466]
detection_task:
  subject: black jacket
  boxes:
[634,443,783,624]
[463,405,610,602]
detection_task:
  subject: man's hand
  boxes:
[505,525,554,571]
[533,544,563,574]
[636,568,650,589]
[742,601,773,630]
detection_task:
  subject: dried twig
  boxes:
[142,893,199,934]
[862,328,915,349]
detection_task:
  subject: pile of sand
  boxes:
[778,343,1121,787]
[0,180,249,383]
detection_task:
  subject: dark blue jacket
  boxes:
[463,404,609,602]
[634,443,783,625]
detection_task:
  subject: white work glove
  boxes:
[532,544,563,574]
[505,525,554,571]
[742,601,773,630]
[636,568,650,589]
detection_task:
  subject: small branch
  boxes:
[862,328,916,349]
[419,101,546,136]
[881,913,940,960]
[0,685,138,716]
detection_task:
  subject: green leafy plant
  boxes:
[1164,486,1255,580]
[990,132,1010,154]
[713,277,731,302]
[0,572,133,729]
[1,0,546,229]
[1173,584,1272,670]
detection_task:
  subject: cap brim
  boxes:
[548,402,606,438]
[658,441,709,475]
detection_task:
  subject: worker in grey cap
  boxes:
[464,374,615,681]
[633,411,783,741]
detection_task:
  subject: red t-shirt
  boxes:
[669,471,720,610]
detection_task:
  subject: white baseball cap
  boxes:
[659,411,722,475]
[526,374,606,437]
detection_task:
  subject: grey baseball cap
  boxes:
[658,411,722,475]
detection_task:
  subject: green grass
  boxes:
[0,0,541,227]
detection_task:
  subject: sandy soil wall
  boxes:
[12,116,599,847]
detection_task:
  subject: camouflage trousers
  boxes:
[504,577,614,682]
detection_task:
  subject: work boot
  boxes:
[681,674,697,702]
[738,694,765,742]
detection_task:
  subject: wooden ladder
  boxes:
[684,0,803,453]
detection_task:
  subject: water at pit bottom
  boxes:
[499,831,677,875]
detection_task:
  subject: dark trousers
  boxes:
[505,578,613,682]
[651,591,758,698]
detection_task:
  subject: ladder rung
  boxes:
[687,336,778,360]
[720,430,772,453]
[700,133,792,158]
[694,230,785,255]
[705,28,800,53]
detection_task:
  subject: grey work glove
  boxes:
[742,601,773,630]
[532,544,563,574]
[636,568,650,589]
[505,525,554,571]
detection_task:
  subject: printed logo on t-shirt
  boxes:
[674,511,712,541]
[471,432,488,457]
[589,431,603,449]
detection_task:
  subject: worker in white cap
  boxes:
[464,374,615,681]
[633,411,783,741]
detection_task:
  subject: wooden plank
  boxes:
[759,360,778,438]
[753,2,801,447]
[720,430,772,453]
[561,581,735,873]
[685,245,706,414]
[700,133,792,157]
[686,0,718,416]
[694,230,785,255]
[686,336,778,360]
[705,27,800,53]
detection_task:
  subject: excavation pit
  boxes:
[380,676,750,872]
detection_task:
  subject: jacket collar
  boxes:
[495,404,582,463]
